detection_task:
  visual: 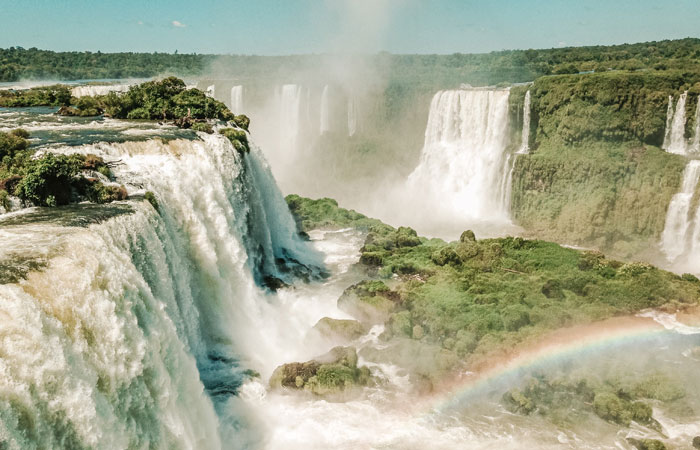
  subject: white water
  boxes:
[230,86,243,115]
[277,84,302,157]
[206,84,216,98]
[347,96,357,137]
[660,160,700,261]
[517,90,531,154]
[405,88,514,234]
[319,85,330,134]
[663,91,689,155]
[71,84,131,97]
[693,98,700,154]
[0,134,324,449]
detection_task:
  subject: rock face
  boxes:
[269,346,371,396]
[312,317,367,342]
[337,280,400,324]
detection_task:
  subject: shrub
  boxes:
[15,153,81,206]
[219,128,249,153]
[144,191,159,211]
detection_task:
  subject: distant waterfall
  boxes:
[278,84,302,154]
[320,85,330,134]
[407,88,513,224]
[347,97,357,137]
[663,91,689,155]
[206,84,216,98]
[660,160,700,261]
[0,135,323,449]
[230,85,243,114]
[71,84,131,97]
[517,90,531,154]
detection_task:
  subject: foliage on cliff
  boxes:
[511,142,687,256]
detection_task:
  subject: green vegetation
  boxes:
[1,129,127,208]
[287,196,700,370]
[285,195,393,233]
[511,142,687,256]
[508,70,700,256]
[144,191,159,211]
[219,128,249,153]
[0,85,71,107]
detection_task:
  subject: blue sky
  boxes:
[1,0,699,54]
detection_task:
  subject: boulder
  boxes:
[337,280,399,324]
[269,346,371,396]
[312,317,367,342]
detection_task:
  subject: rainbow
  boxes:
[429,313,698,412]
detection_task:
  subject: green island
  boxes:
[282,194,700,447]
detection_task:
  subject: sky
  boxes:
[0,0,699,55]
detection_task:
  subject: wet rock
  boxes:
[626,438,666,450]
[692,436,700,449]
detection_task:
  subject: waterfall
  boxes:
[664,91,689,155]
[660,160,700,261]
[230,85,243,114]
[0,135,323,449]
[319,85,330,135]
[517,90,531,154]
[406,89,513,224]
[347,97,357,137]
[71,84,131,97]
[206,84,216,98]
[692,98,700,154]
[278,84,302,155]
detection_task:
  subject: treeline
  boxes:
[2,38,700,84]
[0,47,205,81]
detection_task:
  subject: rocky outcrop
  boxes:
[269,346,371,396]
[337,280,400,325]
[312,317,367,342]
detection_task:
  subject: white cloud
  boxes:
[137,21,144,25]
[172,20,186,28]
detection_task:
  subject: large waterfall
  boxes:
[230,86,243,115]
[276,84,302,157]
[0,134,323,449]
[406,89,513,231]
[660,160,700,261]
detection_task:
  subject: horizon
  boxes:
[1,0,699,55]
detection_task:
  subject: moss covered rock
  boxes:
[269,346,371,396]
[337,280,400,324]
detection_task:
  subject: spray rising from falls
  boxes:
[347,97,357,137]
[406,88,513,234]
[0,134,323,449]
[660,160,700,262]
[230,86,243,115]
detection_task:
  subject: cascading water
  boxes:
[405,88,513,232]
[660,160,700,261]
[277,84,302,155]
[71,84,131,97]
[692,98,700,154]
[206,84,216,99]
[663,91,689,155]
[517,90,531,154]
[347,97,357,137]
[319,85,330,135]
[0,134,324,449]
[230,86,243,115]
